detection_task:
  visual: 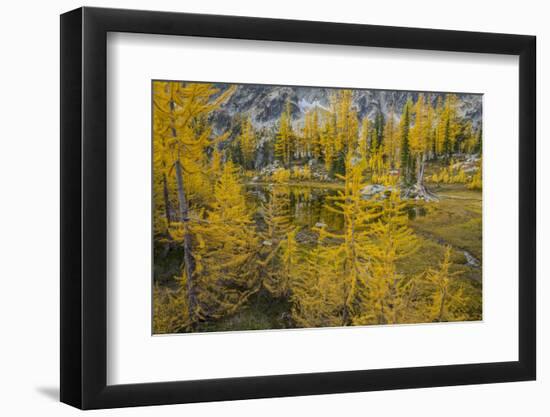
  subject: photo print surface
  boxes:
[152,81,483,334]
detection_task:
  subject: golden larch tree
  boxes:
[258,185,296,297]
[290,226,347,328]
[239,116,256,170]
[152,81,236,323]
[275,99,294,167]
[354,191,419,325]
[424,246,470,322]
[192,162,260,321]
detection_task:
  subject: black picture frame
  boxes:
[60,6,536,410]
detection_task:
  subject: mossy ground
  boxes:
[412,183,482,263]
[194,291,293,333]
[406,183,483,321]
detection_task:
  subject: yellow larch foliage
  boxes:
[409,93,426,155]
[367,148,386,180]
[424,246,469,322]
[239,116,256,170]
[323,154,378,321]
[320,113,337,172]
[434,95,445,154]
[290,154,377,327]
[153,82,235,184]
[153,108,177,237]
[383,108,399,169]
[371,171,398,187]
[152,81,236,207]
[275,99,294,167]
[261,186,291,243]
[209,133,227,180]
[409,94,436,184]
[292,165,312,180]
[153,284,191,334]
[436,94,460,157]
[410,94,434,156]
[153,81,236,324]
[311,110,321,159]
[192,162,260,320]
[298,111,310,158]
[278,228,299,298]
[354,191,419,325]
[468,157,482,190]
[460,121,476,154]
[335,89,359,154]
[271,167,291,183]
[290,226,347,328]
[258,186,295,297]
[153,83,482,333]
[425,98,435,155]
[429,159,469,184]
[299,109,321,159]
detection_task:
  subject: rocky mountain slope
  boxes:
[210,83,482,134]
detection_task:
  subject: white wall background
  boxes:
[0,0,545,415]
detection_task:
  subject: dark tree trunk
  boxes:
[162,172,172,228]
[417,154,426,186]
[403,153,439,202]
[175,159,198,322]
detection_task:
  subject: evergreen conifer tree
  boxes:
[400,102,412,185]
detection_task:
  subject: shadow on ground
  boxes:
[36,386,59,401]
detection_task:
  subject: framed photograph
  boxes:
[60,6,536,409]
